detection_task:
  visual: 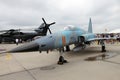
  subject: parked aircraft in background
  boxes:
[3,18,107,64]
[0,18,55,43]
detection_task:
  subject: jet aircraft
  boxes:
[3,18,107,64]
[0,18,55,43]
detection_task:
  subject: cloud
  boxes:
[0,0,119,33]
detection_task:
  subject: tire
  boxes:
[0,37,2,43]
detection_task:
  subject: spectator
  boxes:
[15,38,19,45]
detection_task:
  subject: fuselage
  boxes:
[8,26,96,53]
[34,27,95,51]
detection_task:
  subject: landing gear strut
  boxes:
[102,45,106,52]
[100,40,106,52]
[66,45,70,52]
[57,48,68,65]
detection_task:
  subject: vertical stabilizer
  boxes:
[88,18,93,33]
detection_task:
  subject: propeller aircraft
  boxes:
[0,18,55,43]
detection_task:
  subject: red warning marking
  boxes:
[62,36,66,46]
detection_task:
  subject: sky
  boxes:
[0,0,119,33]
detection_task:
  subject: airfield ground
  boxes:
[0,42,120,80]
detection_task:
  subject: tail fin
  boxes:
[88,18,93,33]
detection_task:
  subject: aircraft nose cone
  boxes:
[8,42,39,53]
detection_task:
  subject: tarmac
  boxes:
[0,42,120,80]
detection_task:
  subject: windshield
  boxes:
[64,25,80,31]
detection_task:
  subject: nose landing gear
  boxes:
[57,48,68,65]
[58,56,68,65]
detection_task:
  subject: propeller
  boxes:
[48,28,52,34]
[42,18,47,25]
[42,18,55,34]
[49,22,56,26]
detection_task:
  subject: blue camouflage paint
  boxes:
[34,26,96,51]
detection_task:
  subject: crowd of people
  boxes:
[96,33,120,44]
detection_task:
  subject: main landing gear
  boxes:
[57,48,68,65]
[100,40,106,52]
[66,45,70,52]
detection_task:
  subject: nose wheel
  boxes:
[58,56,68,65]
[57,48,68,65]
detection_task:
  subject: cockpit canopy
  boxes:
[64,25,80,31]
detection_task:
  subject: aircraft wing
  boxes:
[87,37,117,42]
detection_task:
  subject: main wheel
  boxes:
[0,37,2,43]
